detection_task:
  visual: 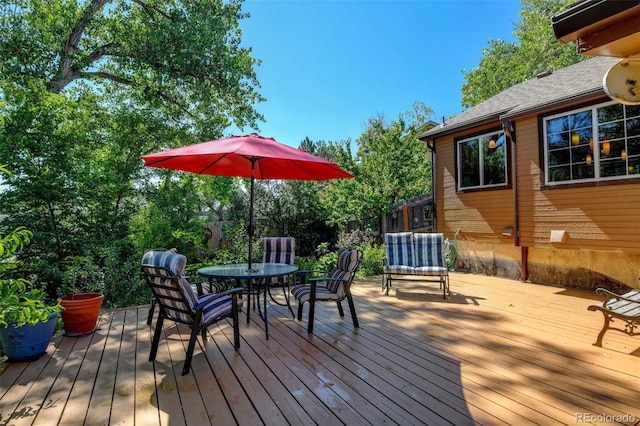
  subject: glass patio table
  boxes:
[197,263,298,339]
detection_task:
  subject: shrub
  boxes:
[359,242,384,276]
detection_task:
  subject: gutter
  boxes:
[552,0,640,43]
[418,113,506,141]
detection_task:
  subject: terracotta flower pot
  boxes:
[59,293,104,336]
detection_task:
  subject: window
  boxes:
[544,102,640,185]
[457,131,507,190]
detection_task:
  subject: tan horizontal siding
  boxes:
[515,117,640,253]
[436,130,514,240]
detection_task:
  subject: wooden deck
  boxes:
[1,272,639,425]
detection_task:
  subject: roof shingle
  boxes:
[420,56,620,139]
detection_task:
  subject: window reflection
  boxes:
[545,101,639,184]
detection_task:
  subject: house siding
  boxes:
[434,114,640,291]
[515,114,640,290]
[436,125,521,280]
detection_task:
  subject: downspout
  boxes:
[426,138,436,231]
[503,120,527,282]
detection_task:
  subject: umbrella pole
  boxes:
[247,159,256,271]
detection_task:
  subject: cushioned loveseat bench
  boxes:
[588,288,640,347]
[382,232,450,299]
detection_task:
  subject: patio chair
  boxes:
[260,237,296,317]
[141,250,243,376]
[291,248,363,333]
[145,248,222,326]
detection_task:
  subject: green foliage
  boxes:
[0,0,264,135]
[334,229,383,277]
[131,173,218,259]
[0,279,62,328]
[316,250,338,274]
[294,256,318,273]
[0,167,61,328]
[0,0,263,308]
[251,179,333,257]
[59,256,106,297]
[0,225,32,258]
[461,0,585,108]
[321,102,433,228]
[359,243,384,277]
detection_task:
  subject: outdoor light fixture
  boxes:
[602,139,611,155]
[586,154,592,165]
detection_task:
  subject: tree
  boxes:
[322,102,434,228]
[0,0,264,304]
[0,0,264,137]
[461,0,584,108]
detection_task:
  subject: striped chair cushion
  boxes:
[384,232,415,268]
[201,294,240,325]
[263,237,295,264]
[290,283,343,304]
[413,233,447,270]
[262,237,295,284]
[142,250,198,322]
[383,264,415,275]
[142,249,220,294]
[291,248,359,303]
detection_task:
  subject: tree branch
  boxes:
[82,71,134,86]
[79,43,117,69]
[82,71,196,119]
[51,0,109,92]
[131,0,174,21]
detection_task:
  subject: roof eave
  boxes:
[418,112,507,141]
[419,89,607,142]
[552,0,640,43]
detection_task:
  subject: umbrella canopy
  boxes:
[141,134,354,270]
[141,133,353,180]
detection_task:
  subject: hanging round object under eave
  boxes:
[603,59,640,105]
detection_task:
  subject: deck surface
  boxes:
[1,272,639,425]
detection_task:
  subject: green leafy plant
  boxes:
[0,165,61,328]
[59,256,106,297]
[359,243,384,277]
[0,279,61,328]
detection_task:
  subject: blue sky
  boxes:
[234,0,522,147]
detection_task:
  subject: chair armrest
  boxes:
[297,269,325,275]
[308,276,352,288]
[296,269,326,284]
[595,288,640,306]
[308,276,349,283]
[194,287,244,311]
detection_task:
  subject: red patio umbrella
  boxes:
[141,133,354,270]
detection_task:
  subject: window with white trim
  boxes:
[544,101,640,185]
[457,131,507,190]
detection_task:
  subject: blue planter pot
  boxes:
[0,312,57,362]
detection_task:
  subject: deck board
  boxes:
[109,308,138,425]
[2,272,640,425]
